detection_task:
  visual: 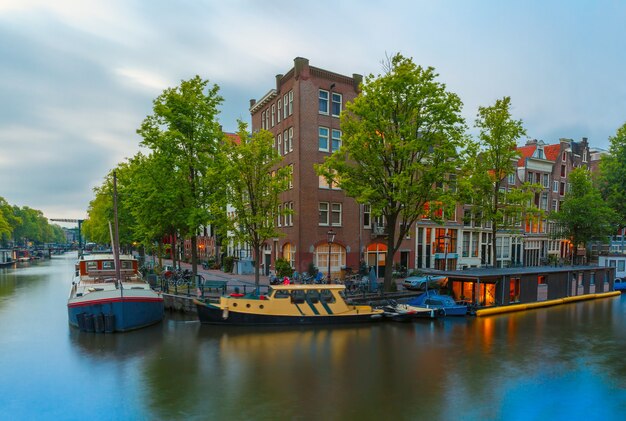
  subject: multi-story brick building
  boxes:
[241,56,600,276]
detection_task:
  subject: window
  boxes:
[583,149,588,162]
[551,200,557,212]
[561,165,566,177]
[319,174,330,189]
[319,89,329,114]
[288,165,293,189]
[283,94,288,118]
[510,278,520,303]
[462,232,470,257]
[507,173,515,185]
[331,129,341,151]
[542,174,549,188]
[288,91,293,115]
[319,202,329,225]
[527,172,533,183]
[283,203,289,227]
[288,127,293,152]
[619,260,626,272]
[553,180,559,192]
[541,192,548,210]
[261,111,265,130]
[331,203,342,226]
[560,182,565,196]
[283,130,288,155]
[319,127,329,152]
[271,104,275,127]
[277,134,282,155]
[265,109,270,129]
[331,92,342,116]
[471,234,479,257]
[277,100,281,123]
[363,204,371,228]
[562,152,566,161]
[277,204,282,227]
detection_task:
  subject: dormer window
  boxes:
[537,147,544,159]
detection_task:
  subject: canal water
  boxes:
[2,253,626,420]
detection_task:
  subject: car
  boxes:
[402,275,447,291]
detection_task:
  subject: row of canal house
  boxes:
[184,56,608,279]
[433,265,616,307]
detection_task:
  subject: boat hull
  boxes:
[68,292,164,333]
[195,300,383,326]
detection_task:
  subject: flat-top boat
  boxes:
[194,284,384,325]
[68,253,164,332]
[404,289,469,317]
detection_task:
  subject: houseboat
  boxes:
[0,249,13,266]
[194,284,384,325]
[424,265,617,312]
[68,253,164,332]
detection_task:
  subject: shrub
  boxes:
[275,258,293,278]
[223,256,234,273]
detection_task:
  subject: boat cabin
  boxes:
[424,265,616,308]
[77,254,140,283]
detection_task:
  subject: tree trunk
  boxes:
[383,214,398,292]
[171,235,178,270]
[191,235,198,287]
[491,182,499,268]
[253,244,261,292]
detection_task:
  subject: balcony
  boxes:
[371,223,387,238]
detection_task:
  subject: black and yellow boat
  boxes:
[194,284,384,325]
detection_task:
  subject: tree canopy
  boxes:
[551,167,618,264]
[220,121,290,287]
[317,53,466,290]
[460,96,539,267]
[599,122,626,225]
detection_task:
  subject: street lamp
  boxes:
[327,229,336,283]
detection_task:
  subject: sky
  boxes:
[1,0,625,225]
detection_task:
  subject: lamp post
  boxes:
[327,229,335,283]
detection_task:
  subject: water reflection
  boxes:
[3,256,626,420]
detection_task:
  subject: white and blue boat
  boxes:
[67,253,164,333]
[405,289,469,317]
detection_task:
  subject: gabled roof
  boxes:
[516,145,536,166]
[543,144,561,161]
[224,132,241,145]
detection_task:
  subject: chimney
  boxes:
[275,74,283,91]
[353,73,363,92]
[249,99,256,108]
[294,57,310,80]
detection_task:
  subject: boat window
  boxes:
[291,290,306,304]
[306,290,320,303]
[320,289,336,303]
[121,261,133,269]
[102,261,114,270]
[87,261,97,271]
[425,299,443,306]
[274,290,290,299]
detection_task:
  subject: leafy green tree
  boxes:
[0,197,15,246]
[317,54,466,291]
[138,76,224,280]
[551,167,618,264]
[221,122,290,289]
[461,96,538,267]
[599,122,626,225]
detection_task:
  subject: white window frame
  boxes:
[277,204,282,227]
[261,111,265,130]
[331,129,341,152]
[331,202,342,226]
[319,202,329,226]
[553,180,559,192]
[277,99,282,123]
[283,94,288,119]
[331,92,342,117]
[319,127,329,152]
[288,91,293,115]
[271,104,275,127]
[277,134,282,155]
[363,204,371,228]
[283,129,288,155]
[507,173,515,185]
[319,89,329,115]
[288,127,293,152]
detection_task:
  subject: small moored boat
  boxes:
[404,289,469,317]
[67,253,164,333]
[194,284,384,325]
[377,300,444,322]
